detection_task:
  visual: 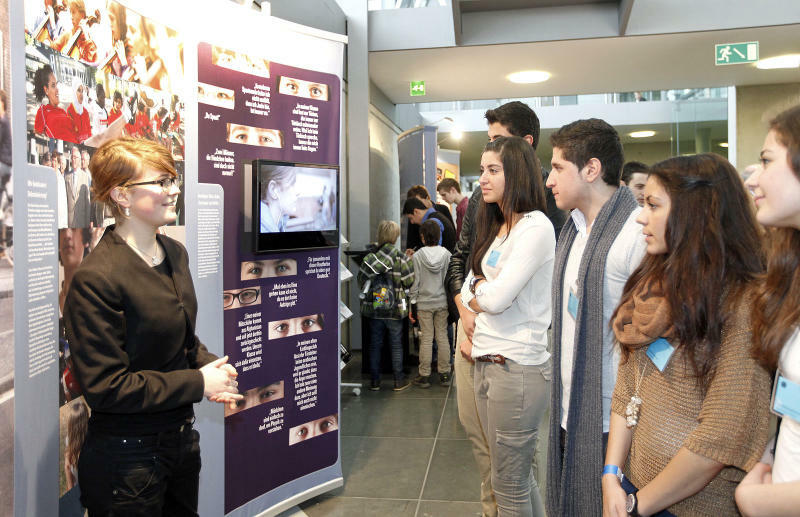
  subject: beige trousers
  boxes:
[417,308,450,377]
[455,319,497,517]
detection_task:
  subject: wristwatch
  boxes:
[626,492,641,517]
[469,276,480,295]
[602,464,624,484]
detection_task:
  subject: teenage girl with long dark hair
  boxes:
[602,153,771,517]
[460,135,554,517]
[736,104,800,517]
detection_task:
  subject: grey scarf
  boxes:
[546,187,638,517]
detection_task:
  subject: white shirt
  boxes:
[773,329,800,483]
[55,171,67,229]
[89,100,109,136]
[461,211,554,366]
[560,206,646,432]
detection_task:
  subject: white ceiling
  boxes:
[369,23,800,104]
[459,0,614,12]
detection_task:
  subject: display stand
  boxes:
[9,2,348,516]
[338,234,361,396]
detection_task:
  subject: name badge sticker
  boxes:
[646,337,674,372]
[487,250,501,267]
[771,371,800,423]
[567,288,579,319]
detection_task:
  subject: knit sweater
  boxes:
[358,243,415,319]
[611,301,771,516]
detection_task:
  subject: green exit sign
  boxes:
[715,42,759,65]
[410,80,426,96]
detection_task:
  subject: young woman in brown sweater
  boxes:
[601,153,771,516]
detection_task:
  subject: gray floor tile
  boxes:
[339,436,433,499]
[436,396,466,440]
[417,500,483,517]
[341,395,445,438]
[301,496,417,517]
[343,379,451,400]
[421,439,481,502]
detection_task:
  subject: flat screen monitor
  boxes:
[251,160,339,253]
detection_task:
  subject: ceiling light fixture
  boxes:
[629,130,655,138]
[756,54,800,70]
[507,70,551,84]
[719,142,729,148]
[451,130,463,140]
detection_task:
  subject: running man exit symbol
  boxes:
[410,81,426,96]
[715,42,759,65]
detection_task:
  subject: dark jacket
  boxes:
[445,188,481,298]
[64,226,217,434]
[542,167,567,238]
[445,167,565,298]
[424,209,457,253]
[405,203,454,251]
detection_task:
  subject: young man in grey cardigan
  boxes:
[545,119,646,517]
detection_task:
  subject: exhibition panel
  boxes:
[9,1,346,516]
[196,39,342,513]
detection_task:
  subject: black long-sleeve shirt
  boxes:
[64,227,217,435]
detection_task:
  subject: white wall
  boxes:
[368,105,401,242]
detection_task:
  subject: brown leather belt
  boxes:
[476,354,506,364]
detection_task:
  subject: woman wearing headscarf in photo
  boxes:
[602,153,771,517]
[66,77,91,143]
[735,105,800,517]
[64,137,242,515]
[33,64,80,143]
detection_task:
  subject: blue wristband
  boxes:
[602,465,620,476]
[603,464,624,483]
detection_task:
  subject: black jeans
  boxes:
[77,423,201,517]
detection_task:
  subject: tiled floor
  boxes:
[298,352,483,517]
[295,351,551,517]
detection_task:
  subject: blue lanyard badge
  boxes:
[487,250,501,267]
[567,288,579,319]
[646,337,674,372]
[772,371,800,423]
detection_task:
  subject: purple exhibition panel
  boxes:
[196,41,341,513]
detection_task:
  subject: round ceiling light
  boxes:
[507,70,551,84]
[719,142,729,148]
[756,54,800,70]
[629,130,656,138]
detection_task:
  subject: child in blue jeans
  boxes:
[358,220,415,391]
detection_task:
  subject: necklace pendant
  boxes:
[625,395,642,428]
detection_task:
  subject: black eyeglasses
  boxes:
[124,176,180,191]
[223,288,259,308]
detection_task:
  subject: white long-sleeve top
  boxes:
[774,329,800,483]
[460,210,554,365]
